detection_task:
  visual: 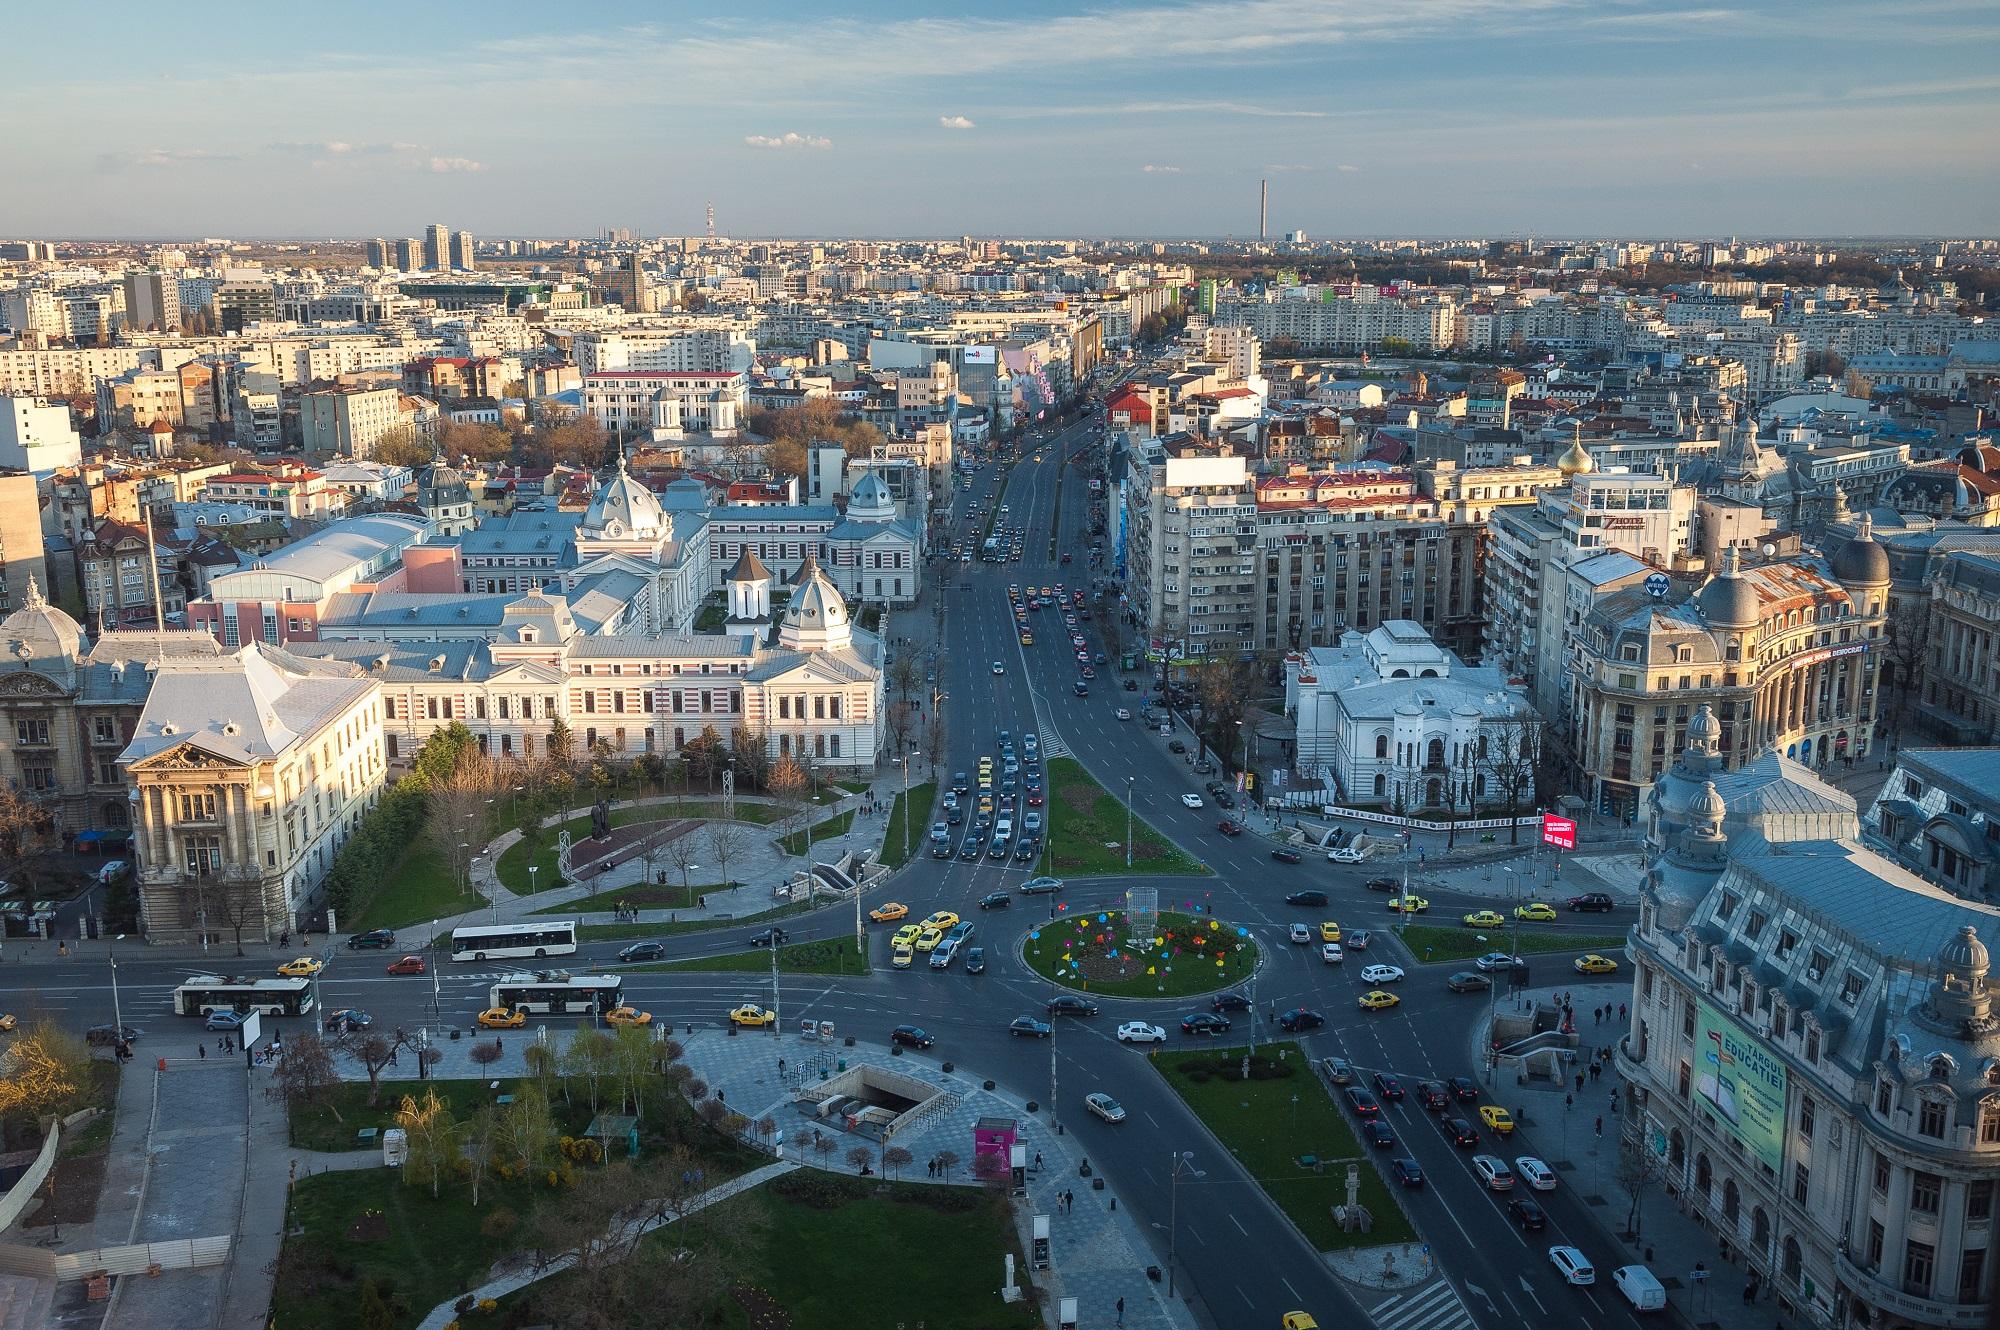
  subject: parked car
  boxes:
[1567,892,1615,912]
[346,929,396,950]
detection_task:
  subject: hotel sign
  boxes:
[1791,641,1868,670]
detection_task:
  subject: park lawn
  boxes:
[1045,757,1206,877]
[1157,1042,1416,1252]
[1392,923,1629,966]
[287,1078,553,1153]
[349,841,480,932]
[633,936,867,977]
[530,881,740,916]
[496,802,777,895]
[777,809,857,857]
[1024,909,1256,998]
[575,898,819,943]
[877,781,936,869]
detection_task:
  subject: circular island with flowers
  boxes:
[1021,906,1263,998]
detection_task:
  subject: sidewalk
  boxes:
[1469,985,1775,1330]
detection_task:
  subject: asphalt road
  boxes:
[2,401,1655,1330]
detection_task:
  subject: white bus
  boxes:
[450,921,578,963]
[173,975,316,1018]
[488,972,623,1016]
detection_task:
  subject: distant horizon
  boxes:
[27,232,2000,248]
[6,0,1996,236]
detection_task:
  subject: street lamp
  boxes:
[1125,775,1135,869]
[1167,1151,1206,1298]
[108,934,127,1044]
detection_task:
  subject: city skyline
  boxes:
[7,0,1999,239]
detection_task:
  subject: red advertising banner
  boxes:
[1541,814,1577,850]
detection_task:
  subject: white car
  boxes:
[1326,846,1365,864]
[1288,923,1312,944]
[1321,942,1345,964]
[1475,950,1523,972]
[1084,1092,1127,1123]
[1549,1245,1596,1286]
[992,661,1006,675]
[1516,1156,1557,1190]
[1116,1021,1167,1044]
[1180,793,1204,809]
[1114,707,1131,721]
[1472,1154,1516,1191]
[1359,963,1405,984]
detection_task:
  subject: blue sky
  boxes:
[6,0,1998,238]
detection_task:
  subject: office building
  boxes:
[362,238,389,268]
[449,229,475,271]
[0,470,47,615]
[122,270,181,332]
[392,238,421,271]
[0,395,82,477]
[423,223,450,271]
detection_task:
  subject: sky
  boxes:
[6,0,1999,239]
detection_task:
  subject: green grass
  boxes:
[777,810,857,857]
[496,802,777,895]
[1045,757,1206,876]
[288,1078,543,1153]
[1392,923,1628,966]
[1157,1042,1416,1251]
[575,898,818,943]
[1025,909,1256,997]
[877,780,936,869]
[694,601,727,632]
[633,936,867,977]
[350,841,484,932]
[529,881,740,916]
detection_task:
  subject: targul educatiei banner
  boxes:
[1693,998,1788,1173]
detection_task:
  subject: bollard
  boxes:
[157,1057,167,1071]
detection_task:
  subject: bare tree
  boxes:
[266,1030,341,1115]
[884,700,917,757]
[845,1144,873,1174]
[972,1150,1009,1189]
[704,821,748,890]
[192,872,269,955]
[659,828,702,902]
[883,1145,913,1180]
[334,1026,429,1107]
[934,1148,961,1183]
[1883,595,1931,722]
[1616,1132,1665,1242]
[426,750,499,900]
[463,1105,501,1208]
[1487,717,1543,844]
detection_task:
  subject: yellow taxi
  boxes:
[914,927,946,952]
[604,1006,652,1027]
[1574,953,1620,975]
[729,1004,777,1028]
[1357,990,1401,1012]
[1461,910,1506,929]
[891,943,915,969]
[1319,921,1342,943]
[1282,1315,1320,1330]
[869,901,910,923]
[1386,894,1429,914]
[0,1014,16,1033]
[1479,1105,1516,1134]
[277,957,323,977]
[921,911,961,932]
[1020,631,1035,646]
[476,1007,526,1029]
[891,923,925,949]
[1515,902,1558,922]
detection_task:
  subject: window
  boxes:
[1791,1162,1809,1205]
[1904,1240,1935,1296]
[1918,1097,1947,1139]
[1683,1000,1697,1039]
[1961,1249,1987,1305]
[1805,1026,1821,1064]
[179,791,217,821]
[13,719,49,746]
[184,833,223,876]
[92,716,117,743]
[1984,1101,2000,1145]
[1911,1171,1942,1215]
[1971,1179,1994,1222]
[1798,1096,1815,1141]
[1866,1219,1884,1268]
[1873,1151,1891,1194]
[1842,972,1865,1005]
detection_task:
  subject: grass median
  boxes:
[778,809,857,857]
[631,936,868,977]
[1024,908,1255,998]
[1157,1041,1416,1251]
[1392,923,1628,966]
[529,881,740,916]
[574,898,818,943]
[1045,757,1206,876]
[878,780,936,869]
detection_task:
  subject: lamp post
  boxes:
[1126,775,1135,869]
[899,748,918,864]
[1167,1151,1205,1298]
[108,934,126,1043]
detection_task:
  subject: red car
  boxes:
[1216,819,1243,836]
[386,955,427,975]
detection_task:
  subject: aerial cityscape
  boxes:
[1,5,1998,1330]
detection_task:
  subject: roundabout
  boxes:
[1022,907,1262,999]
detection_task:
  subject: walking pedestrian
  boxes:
[1595,1116,1603,1137]
[1117,1296,1125,1324]
[1576,1071,1586,1092]
[1035,1151,1044,1172]
[1591,1062,1601,1081]
[1564,1092,1573,1109]
[1619,1003,1627,1020]
[198,1044,206,1060]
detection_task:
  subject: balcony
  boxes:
[1834,1249,1988,1329]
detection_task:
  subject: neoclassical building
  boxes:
[1617,712,1999,1330]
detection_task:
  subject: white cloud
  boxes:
[427,155,485,173]
[101,147,235,169]
[745,132,832,150]
[1141,164,1182,174]
[939,114,976,129]
[1266,163,1317,172]
[1337,163,1360,171]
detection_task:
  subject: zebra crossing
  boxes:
[1369,1279,1476,1330]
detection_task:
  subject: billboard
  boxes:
[1694,999,1788,1173]
[1541,814,1577,850]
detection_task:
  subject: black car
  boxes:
[1508,1197,1548,1231]
[748,927,788,948]
[1448,1076,1480,1102]
[1344,1087,1381,1117]
[617,941,666,963]
[346,929,396,950]
[945,805,964,825]
[1447,972,1492,993]
[1364,877,1400,893]
[1167,739,1187,754]
[1363,1120,1396,1149]
[1270,847,1303,864]
[1123,679,1139,691]
[1390,1157,1426,1188]
[1279,1008,1325,1032]
[1210,992,1253,1013]
[1416,1081,1450,1112]
[1047,995,1100,1018]
[959,840,983,861]
[1181,1012,1231,1036]
[952,772,970,794]
[964,947,986,974]
[1568,892,1615,912]
[1444,1116,1480,1148]
[85,1023,141,1048]
[1284,890,1329,907]
[1013,839,1039,862]
[1008,1016,1052,1038]
[978,891,1012,910]
[1372,1073,1405,1101]
[890,1025,934,1049]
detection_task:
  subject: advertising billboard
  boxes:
[1541,814,1577,850]
[1694,999,1788,1173]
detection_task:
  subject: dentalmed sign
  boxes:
[1694,999,1788,1173]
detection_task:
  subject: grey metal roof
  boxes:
[1732,835,2000,965]
[220,515,426,584]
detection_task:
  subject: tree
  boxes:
[337,1027,426,1107]
[682,725,726,791]
[728,728,771,793]
[496,1084,558,1177]
[266,1031,341,1116]
[394,1087,462,1198]
[885,699,917,758]
[747,399,883,459]
[1883,595,1932,717]
[0,1024,92,1136]
[463,1105,502,1208]
[1486,717,1542,844]
[425,744,500,902]
[1616,1132,1665,1242]
[370,426,433,469]
[436,418,512,464]
[526,404,609,470]
[882,1145,913,1180]
[1190,658,1256,771]
[610,1025,656,1122]
[756,1115,778,1154]
[934,1148,961,1183]
[972,1150,1009,1189]
[191,872,268,955]
[704,820,747,888]
[0,789,57,895]
[660,826,702,899]
[846,1144,873,1174]
[888,654,922,702]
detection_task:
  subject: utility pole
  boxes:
[1126,775,1135,868]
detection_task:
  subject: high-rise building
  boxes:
[423,223,450,270]
[0,395,82,478]
[363,238,389,268]
[392,237,422,271]
[0,469,47,615]
[449,229,475,271]
[122,270,181,332]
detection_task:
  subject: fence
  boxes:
[0,1236,230,1281]
[0,1127,60,1233]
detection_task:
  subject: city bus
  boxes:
[487,972,623,1016]
[172,976,316,1018]
[449,921,578,963]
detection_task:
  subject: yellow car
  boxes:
[1319,921,1341,943]
[1020,632,1035,646]
[1479,1105,1516,1134]
[1358,990,1401,1011]
[869,902,910,923]
[476,1007,526,1029]
[1386,894,1429,914]
[604,1006,652,1027]
[891,924,925,949]
[1462,910,1506,929]
[1282,1315,1320,1330]
[1574,953,1619,975]
[914,927,946,952]
[0,1014,16,1033]
[921,911,961,932]
[729,1004,777,1028]
[277,957,323,977]
[891,943,914,969]
[1515,902,1558,922]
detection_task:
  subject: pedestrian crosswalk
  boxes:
[1370,1279,1476,1330]
[1039,729,1073,761]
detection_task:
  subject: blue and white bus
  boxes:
[450,921,578,963]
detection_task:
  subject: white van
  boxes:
[1611,1265,1666,1312]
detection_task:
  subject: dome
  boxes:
[847,469,894,520]
[1956,443,2000,474]
[582,454,665,539]
[726,548,772,584]
[1940,924,1991,977]
[1696,547,1760,628]
[1556,435,1596,476]
[1686,702,1721,748]
[1,576,84,683]
[778,554,853,652]
[1829,513,1891,587]
[1691,780,1727,826]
